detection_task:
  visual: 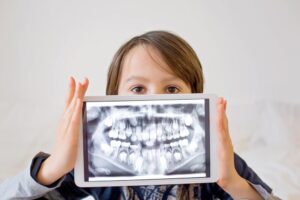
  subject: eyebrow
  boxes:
[125,76,149,83]
[125,76,182,83]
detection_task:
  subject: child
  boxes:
[0,31,279,200]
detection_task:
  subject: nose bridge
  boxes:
[146,83,164,95]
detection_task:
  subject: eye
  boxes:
[166,86,180,94]
[131,86,145,94]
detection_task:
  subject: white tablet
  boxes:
[75,94,219,187]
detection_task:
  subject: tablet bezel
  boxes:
[75,93,219,187]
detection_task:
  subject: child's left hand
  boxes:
[216,97,240,188]
[216,97,263,199]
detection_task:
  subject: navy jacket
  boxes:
[30,152,272,200]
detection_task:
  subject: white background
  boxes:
[0,0,299,199]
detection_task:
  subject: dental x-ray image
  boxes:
[83,99,209,182]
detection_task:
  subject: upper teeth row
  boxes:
[103,114,193,129]
[107,125,191,142]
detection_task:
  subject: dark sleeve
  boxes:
[233,153,272,193]
[31,152,121,200]
[201,153,272,200]
[30,152,63,188]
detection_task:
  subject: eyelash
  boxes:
[131,86,145,93]
[166,85,180,93]
[130,85,181,94]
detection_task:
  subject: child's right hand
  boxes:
[37,77,89,186]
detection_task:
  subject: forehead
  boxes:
[121,44,178,80]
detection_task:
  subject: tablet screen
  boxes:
[82,98,210,182]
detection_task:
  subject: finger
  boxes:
[82,78,89,94]
[217,98,226,133]
[78,77,89,100]
[67,98,83,141]
[64,77,76,111]
[60,82,84,133]
[68,82,84,112]
[63,78,88,126]
[66,78,88,113]
[63,78,88,138]
[217,98,231,143]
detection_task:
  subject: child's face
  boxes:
[118,45,192,95]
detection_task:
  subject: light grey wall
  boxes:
[0,0,299,190]
[1,1,299,104]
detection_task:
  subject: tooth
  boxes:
[156,124,163,141]
[179,127,185,137]
[131,134,137,142]
[101,143,113,155]
[174,151,182,161]
[150,122,156,131]
[119,121,126,130]
[163,119,172,132]
[174,132,180,139]
[157,124,163,136]
[104,117,113,127]
[137,133,143,141]
[130,144,139,150]
[134,156,143,172]
[150,131,156,141]
[179,139,188,147]
[108,130,115,138]
[116,140,121,148]
[165,125,172,132]
[197,104,204,116]
[170,142,174,147]
[172,120,179,130]
[165,150,172,162]
[129,152,136,164]
[146,141,155,147]
[167,133,173,140]
[130,118,138,126]
[119,151,127,162]
[184,115,193,126]
[125,128,132,137]
[145,149,152,160]
[110,140,116,147]
[112,129,119,138]
[160,156,167,172]
[199,129,205,138]
[170,141,179,148]
[121,142,130,148]
[87,107,99,120]
[151,149,156,160]
[179,139,183,147]
[157,137,162,142]
[142,131,149,141]
[187,141,198,153]
[180,126,190,137]
[118,132,126,140]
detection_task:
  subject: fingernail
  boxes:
[83,77,89,84]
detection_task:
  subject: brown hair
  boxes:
[106,30,204,95]
[105,31,203,199]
